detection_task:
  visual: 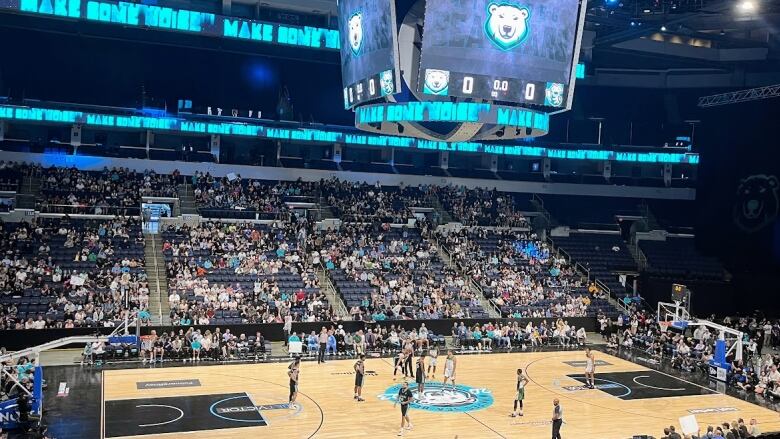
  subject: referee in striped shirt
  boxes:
[551,398,563,439]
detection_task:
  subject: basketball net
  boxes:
[658,321,671,333]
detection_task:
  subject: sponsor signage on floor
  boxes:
[562,360,611,367]
[687,407,738,414]
[136,379,201,389]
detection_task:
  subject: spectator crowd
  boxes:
[163,221,334,326]
[0,217,149,329]
[38,166,178,215]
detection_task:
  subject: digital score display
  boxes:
[337,0,401,109]
[418,0,584,109]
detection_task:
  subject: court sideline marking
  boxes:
[464,412,507,439]
[100,370,105,439]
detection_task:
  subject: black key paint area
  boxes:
[104,393,266,437]
[566,370,715,400]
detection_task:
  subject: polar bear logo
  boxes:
[733,174,779,233]
[380,70,395,96]
[545,82,564,107]
[484,2,530,50]
[348,11,363,56]
[423,69,450,95]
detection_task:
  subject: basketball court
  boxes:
[65,349,779,438]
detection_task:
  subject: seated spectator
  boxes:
[438,185,529,228]
[319,223,486,320]
[163,221,333,324]
[0,217,149,330]
[38,166,177,215]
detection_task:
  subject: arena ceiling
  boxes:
[248,0,780,88]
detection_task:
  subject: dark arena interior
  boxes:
[2,0,780,437]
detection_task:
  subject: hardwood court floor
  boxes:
[100,350,780,439]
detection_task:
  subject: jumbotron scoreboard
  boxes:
[418,0,580,108]
[338,0,402,109]
[337,0,586,141]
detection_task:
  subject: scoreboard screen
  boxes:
[338,0,401,109]
[418,0,583,108]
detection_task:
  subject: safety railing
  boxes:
[150,235,163,324]
[36,203,142,216]
[317,266,349,320]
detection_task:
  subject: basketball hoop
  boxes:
[658,321,671,333]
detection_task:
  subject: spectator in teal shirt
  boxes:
[288,332,301,343]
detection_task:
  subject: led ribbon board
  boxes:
[0,105,699,164]
[355,102,550,141]
[0,0,340,50]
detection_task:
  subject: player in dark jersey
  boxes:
[288,356,301,409]
[415,356,426,396]
[394,380,414,436]
[354,354,365,401]
[511,368,529,417]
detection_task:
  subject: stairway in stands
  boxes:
[144,233,170,325]
[177,183,198,215]
[316,268,349,319]
[317,197,338,220]
[15,175,40,209]
[427,193,454,224]
[529,194,556,227]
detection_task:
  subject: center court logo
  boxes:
[378,382,493,413]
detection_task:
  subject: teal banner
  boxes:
[0,104,699,164]
[1,0,340,50]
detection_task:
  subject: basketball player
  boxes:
[442,350,457,390]
[354,354,365,401]
[393,350,405,381]
[427,346,439,379]
[584,347,596,389]
[403,338,414,378]
[288,356,301,409]
[415,356,426,396]
[511,368,529,417]
[394,380,414,436]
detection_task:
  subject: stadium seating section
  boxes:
[0,162,725,329]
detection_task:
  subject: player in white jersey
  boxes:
[427,346,439,379]
[584,347,595,389]
[442,350,457,389]
[393,351,405,381]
